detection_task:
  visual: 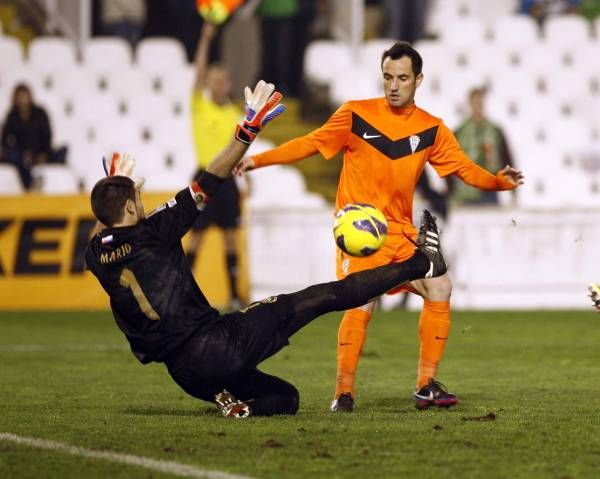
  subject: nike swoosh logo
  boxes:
[435,336,448,340]
[339,343,352,346]
[362,132,382,139]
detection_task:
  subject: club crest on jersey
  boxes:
[342,258,350,274]
[409,135,420,154]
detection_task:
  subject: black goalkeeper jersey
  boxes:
[86,186,220,364]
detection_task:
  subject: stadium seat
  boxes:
[544,15,592,46]
[123,94,172,123]
[138,142,196,192]
[81,37,132,69]
[488,69,543,100]
[437,18,489,47]
[490,15,540,46]
[329,66,380,106]
[0,164,24,194]
[28,37,77,69]
[33,164,80,194]
[304,40,353,85]
[413,40,453,74]
[50,67,98,98]
[558,42,600,74]
[153,65,195,96]
[359,38,397,75]
[544,71,594,118]
[470,0,519,21]
[0,36,24,70]
[517,41,555,73]
[247,165,326,209]
[136,38,188,72]
[108,67,154,101]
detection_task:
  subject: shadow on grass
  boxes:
[123,405,215,417]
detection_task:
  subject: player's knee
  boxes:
[422,275,452,301]
[277,386,300,415]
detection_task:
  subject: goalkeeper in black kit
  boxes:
[86,81,448,418]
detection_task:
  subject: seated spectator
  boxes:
[100,0,146,46]
[1,83,66,191]
[450,87,514,205]
[520,0,581,25]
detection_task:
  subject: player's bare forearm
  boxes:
[205,139,249,178]
[193,22,216,90]
[252,136,319,169]
[455,162,523,191]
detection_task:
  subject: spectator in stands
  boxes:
[581,0,600,19]
[382,0,431,43]
[100,0,146,45]
[256,0,299,96]
[1,83,52,191]
[450,87,514,205]
[186,21,244,310]
[520,0,581,25]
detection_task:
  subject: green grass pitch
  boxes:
[1,309,600,478]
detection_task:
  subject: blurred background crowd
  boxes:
[1,0,600,211]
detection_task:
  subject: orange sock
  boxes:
[335,308,372,398]
[416,300,451,388]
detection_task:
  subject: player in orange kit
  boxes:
[234,41,524,411]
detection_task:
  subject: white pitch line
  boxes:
[0,433,257,479]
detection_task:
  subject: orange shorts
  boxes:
[335,227,419,295]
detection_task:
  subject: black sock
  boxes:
[226,252,239,301]
[285,250,429,336]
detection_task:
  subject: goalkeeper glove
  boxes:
[102,152,145,189]
[235,80,285,144]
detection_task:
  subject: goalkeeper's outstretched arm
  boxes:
[203,80,285,180]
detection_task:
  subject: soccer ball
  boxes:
[333,204,388,257]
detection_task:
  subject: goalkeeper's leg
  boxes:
[285,250,432,337]
[285,210,446,336]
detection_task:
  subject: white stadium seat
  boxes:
[329,66,380,106]
[359,38,396,75]
[558,42,600,74]
[437,18,489,47]
[248,165,326,209]
[136,38,188,72]
[0,36,24,70]
[304,40,353,85]
[81,37,132,69]
[108,67,154,100]
[490,15,540,46]
[154,66,195,96]
[413,40,453,75]
[0,164,24,194]
[544,15,591,46]
[28,37,77,69]
[33,164,80,194]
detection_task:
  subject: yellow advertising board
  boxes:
[0,193,247,309]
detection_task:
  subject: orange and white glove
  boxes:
[102,152,145,189]
[235,80,285,144]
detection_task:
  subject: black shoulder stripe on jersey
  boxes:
[351,112,439,160]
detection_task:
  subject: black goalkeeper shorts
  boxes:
[165,294,296,400]
[191,169,240,230]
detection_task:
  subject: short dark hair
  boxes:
[381,41,423,76]
[91,176,136,227]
